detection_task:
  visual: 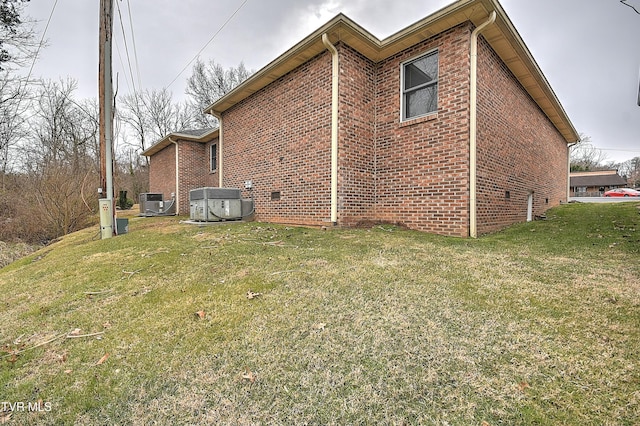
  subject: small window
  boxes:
[271,191,281,201]
[401,50,439,121]
[210,143,217,172]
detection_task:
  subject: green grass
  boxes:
[1,203,639,425]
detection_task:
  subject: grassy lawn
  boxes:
[1,202,639,425]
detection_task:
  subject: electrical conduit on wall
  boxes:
[469,11,496,238]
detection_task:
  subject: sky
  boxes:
[20,0,640,163]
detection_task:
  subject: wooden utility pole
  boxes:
[99,0,114,238]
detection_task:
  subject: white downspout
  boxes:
[168,137,180,214]
[469,11,496,238]
[211,111,224,188]
[567,142,578,200]
[322,33,339,225]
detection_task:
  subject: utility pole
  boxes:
[99,0,114,239]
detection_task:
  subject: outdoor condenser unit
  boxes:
[139,192,176,217]
[189,187,253,222]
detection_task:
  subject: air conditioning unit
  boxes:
[189,187,252,222]
[139,193,176,217]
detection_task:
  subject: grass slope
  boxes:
[1,203,639,425]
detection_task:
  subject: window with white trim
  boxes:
[210,143,217,172]
[401,50,439,121]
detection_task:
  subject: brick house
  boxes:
[143,0,578,237]
[569,170,628,197]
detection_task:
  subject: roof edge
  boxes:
[204,0,579,143]
[141,128,219,157]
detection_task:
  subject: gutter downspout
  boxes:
[322,33,339,225]
[210,111,224,188]
[469,11,496,238]
[567,142,579,200]
[168,137,180,214]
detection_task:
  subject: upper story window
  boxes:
[210,143,218,172]
[401,50,439,121]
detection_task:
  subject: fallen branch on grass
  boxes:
[1,328,107,360]
[1,333,66,359]
[65,331,105,339]
[270,269,310,276]
[84,289,113,296]
[122,269,142,279]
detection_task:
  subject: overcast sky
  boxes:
[22,0,640,163]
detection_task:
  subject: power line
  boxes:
[9,0,59,122]
[115,0,137,95]
[166,0,250,89]
[620,0,640,14]
[126,0,142,89]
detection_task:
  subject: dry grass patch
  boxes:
[0,203,639,425]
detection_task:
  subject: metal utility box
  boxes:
[189,187,244,222]
[116,218,129,235]
[99,199,113,239]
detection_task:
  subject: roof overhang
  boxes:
[141,128,219,157]
[205,0,578,143]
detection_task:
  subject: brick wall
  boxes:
[204,141,220,188]
[337,44,376,226]
[221,52,333,226]
[149,139,216,215]
[177,140,207,215]
[374,24,472,236]
[148,144,175,205]
[149,21,569,237]
[475,36,568,234]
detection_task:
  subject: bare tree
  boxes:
[119,88,193,156]
[144,88,192,139]
[617,156,640,187]
[185,59,252,128]
[570,134,610,172]
[1,0,38,183]
[8,78,100,242]
[119,91,150,163]
[0,73,29,183]
[0,0,37,71]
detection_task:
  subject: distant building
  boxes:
[569,170,628,197]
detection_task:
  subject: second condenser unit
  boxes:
[139,192,176,217]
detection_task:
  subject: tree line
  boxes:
[0,0,251,243]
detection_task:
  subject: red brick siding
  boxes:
[147,21,569,237]
[475,36,568,234]
[221,52,333,226]
[177,141,207,214]
[148,144,176,205]
[375,24,472,236]
[204,140,220,188]
[337,44,376,226]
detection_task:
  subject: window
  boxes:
[401,50,439,121]
[210,143,217,172]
